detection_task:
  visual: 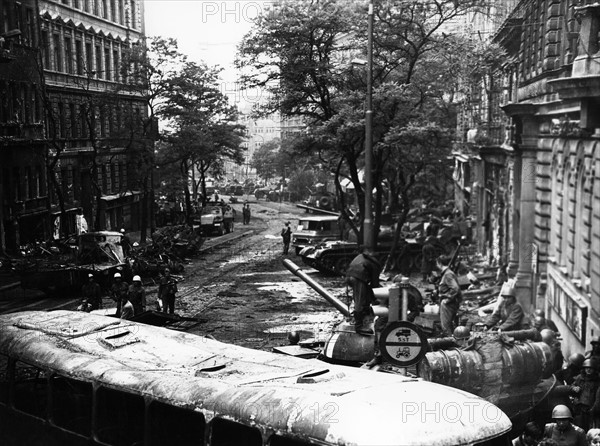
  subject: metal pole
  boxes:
[364,0,374,250]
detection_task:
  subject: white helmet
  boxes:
[133,275,142,282]
[114,272,121,278]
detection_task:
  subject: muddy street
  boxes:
[177,201,345,350]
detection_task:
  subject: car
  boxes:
[291,215,340,255]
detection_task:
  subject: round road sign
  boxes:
[379,321,427,367]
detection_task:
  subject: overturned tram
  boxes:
[0,310,511,446]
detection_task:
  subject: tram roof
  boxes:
[0,310,511,445]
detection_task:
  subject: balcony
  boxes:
[0,122,44,139]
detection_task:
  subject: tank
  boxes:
[283,258,564,436]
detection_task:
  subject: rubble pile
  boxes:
[129,225,203,277]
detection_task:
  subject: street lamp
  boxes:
[364,0,374,250]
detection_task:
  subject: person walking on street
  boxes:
[543,405,587,446]
[81,273,102,312]
[128,275,146,316]
[435,255,462,337]
[281,221,292,254]
[110,272,129,317]
[242,203,251,225]
[158,267,178,314]
[346,249,381,336]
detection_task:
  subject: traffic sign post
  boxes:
[379,321,427,367]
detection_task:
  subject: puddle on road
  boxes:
[255,281,329,301]
[263,312,342,337]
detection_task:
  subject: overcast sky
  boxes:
[144,0,271,108]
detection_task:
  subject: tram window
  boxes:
[96,387,145,446]
[13,360,49,418]
[269,435,313,446]
[50,375,93,436]
[210,418,262,446]
[0,354,9,404]
[148,401,205,446]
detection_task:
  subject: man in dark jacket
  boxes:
[110,272,129,317]
[346,249,381,335]
[82,273,102,311]
[485,286,524,331]
[158,267,178,314]
[281,222,292,254]
[435,255,462,337]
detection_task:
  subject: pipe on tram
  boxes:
[283,259,351,317]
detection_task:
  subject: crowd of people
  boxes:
[79,268,178,319]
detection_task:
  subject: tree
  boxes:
[158,60,246,216]
[237,0,493,251]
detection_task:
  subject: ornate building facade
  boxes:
[0,0,149,253]
[456,0,600,355]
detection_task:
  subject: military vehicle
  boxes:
[291,215,340,255]
[282,258,566,438]
[15,231,129,295]
[197,201,234,235]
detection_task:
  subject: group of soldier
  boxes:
[510,335,600,445]
[80,268,178,319]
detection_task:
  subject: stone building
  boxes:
[456,0,600,354]
[0,0,46,252]
[0,0,149,252]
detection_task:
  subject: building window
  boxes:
[35,165,44,197]
[75,40,84,75]
[130,0,136,29]
[73,0,80,9]
[104,47,111,81]
[65,37,73,73]
[118,0,124,24]
[95,44,102,78]
[70,103,77,138]
[102,0,108,19]
[110,0,116,22]
[113,49,119,82]
[85,41,93,75]
[41,30,50,67]
[58,102,65,138]
[53,34,62,71]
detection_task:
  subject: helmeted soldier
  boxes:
[543,405,586,446]
[81,273,102,311]
[158,267,178,314]
[485,285,524,331]
[110,272,129,317]
[534,309,559,332]
[452,326,471,349]
[570,358,600,431]
[128,275,146,315]
[555,353,586,386]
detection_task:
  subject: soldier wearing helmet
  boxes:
[570,358,600,431]
[81,273,102,312]
[110,271,129,318]
[484,285,524,331]
[452,326,471,349]
[584,336,600,363]
[555,353,586,386]
[127,275,146,316]
[543,404,586,445]
[533,309,559,332]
